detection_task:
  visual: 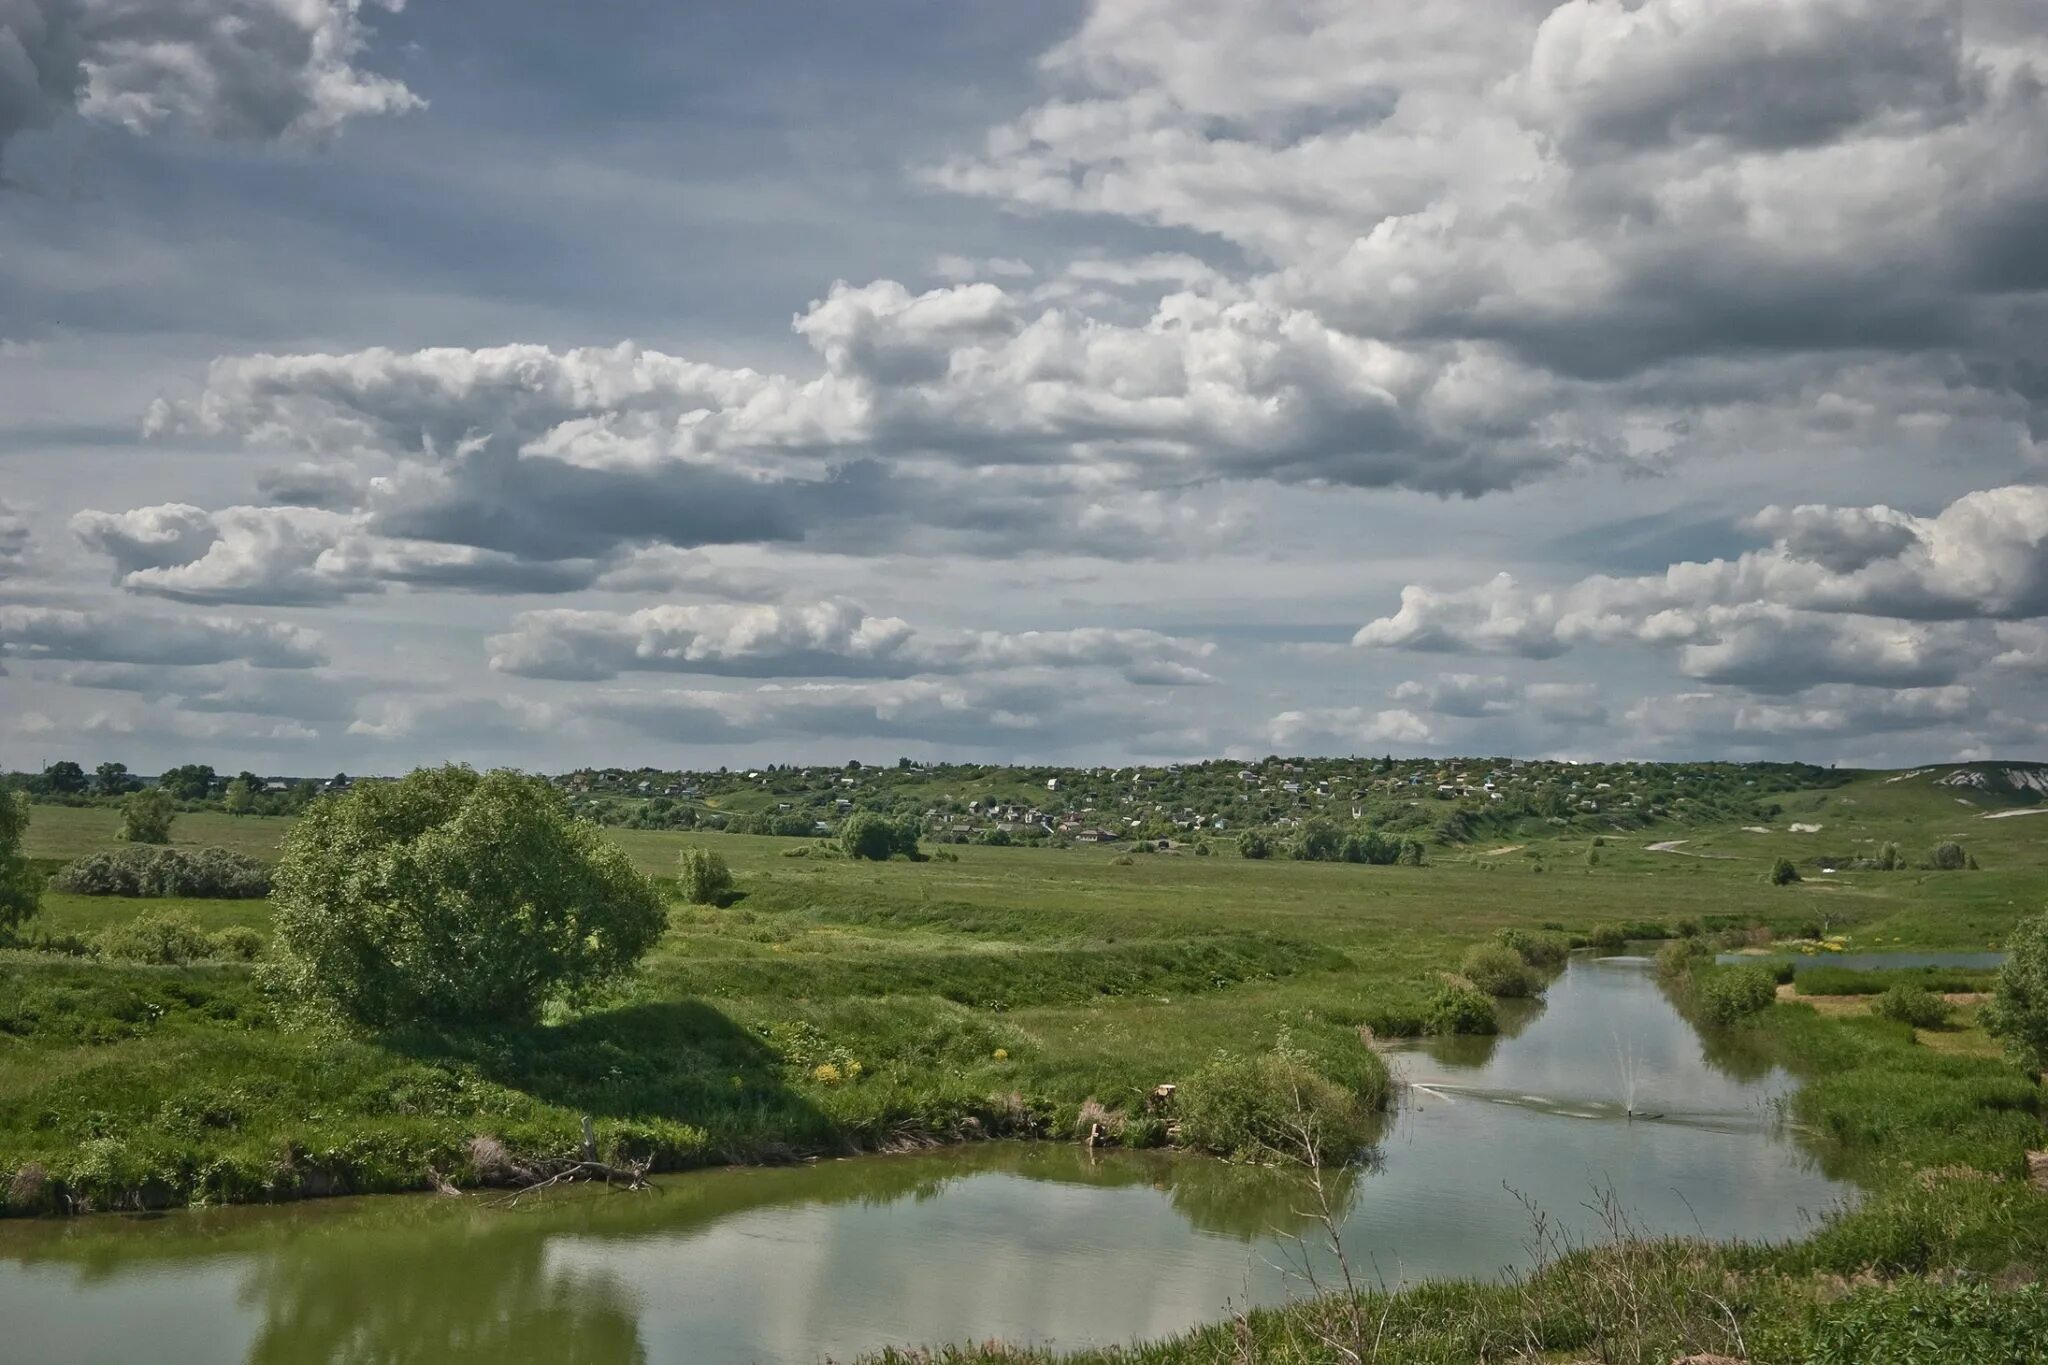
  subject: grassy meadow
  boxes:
[3,768,2045,1232]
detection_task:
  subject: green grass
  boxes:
[4,770,2045,1225]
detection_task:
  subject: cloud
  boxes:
[1265,706,1435,751]
[0,500,30,574]
[0,604,324,668]
[73,503,608,603]
[486,600,1216,684]
[1624,683,1979,744]
[0,0,419,168]
[1353,575,1573,658]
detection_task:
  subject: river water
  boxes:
[0,956,1851,1364]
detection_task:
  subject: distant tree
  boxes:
[223,777,256,816]
[1236,829,1273,860]
[841,811,918,861]
[117,788,175,845]
[93,761,135,796]
[1984,910,2048,1073]
[158,764,217,801]
[268,766,667,1028]
[0,792,39,937]
[1289,819,1344,862]
[37,760,88,796]
[1876,841,1903,871]
[1768,857,1801,886]
[677,847,734,905]
[1929,841,1968,871]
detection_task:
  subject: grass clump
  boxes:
[1172,1043,1384,1163]
[1494,926,1568,967]
[1654,937,1711,979]
[1459,942,1538,997]
[1424,979,1497,1035]
[1689,964,1777,1026]
[1871,984,1952,1029]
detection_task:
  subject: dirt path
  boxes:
[1645,839,1736,859]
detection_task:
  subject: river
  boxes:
[0,955,1852,1364]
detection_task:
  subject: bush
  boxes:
[1769,856,1802,886]
[1424,980,1497,1035]
[1928,840,1967,871]
[1173,1045,1382,1162]
[116,788,175,845]
[1236,830,1273,860]
[1983,909,2048,1071]
[1692,965,1777,1026]
[1873,984,1952,1029]
[1460,942,1538,997]
[1587,923,1629,953]
[1495,927,1568,968]
[96,909,215,964]
[267,766,667,1028]
[840,812,920,861]
[50,846,271,898]
[0,791,37,939]
[676,847,734,905]
[209,926,265,962]
[1654,937,1711,979]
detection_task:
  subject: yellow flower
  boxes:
[846,1060,863,1078]
[812,1063,843,1085]
[992,1048,1010,1061]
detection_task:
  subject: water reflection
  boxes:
[0,957,1851,1365]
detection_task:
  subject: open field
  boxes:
[3,767,2044,1214]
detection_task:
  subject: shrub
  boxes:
[676,847,734,905]
[1769,856,1802,886]
[1587,923,1629,953]
[1460,942,1538,997]
[96,909,215,964]
[1875,840,1903,871]
[0,791,37,939]
[1873,984,1952,1029]
[267,766,667,1028]
[116,788,175,845]
[1495,927,1568,968]
[1928,840,1968,871]
[209,926,264,961]
[1654,937,1710,979]
[1983,909,2048,1071]
[1424,980,1497,1035]
[1692,965,1777,1026]
[50,846,271,899]
[840,812,920,861]
[1236,830,1273,860]
[1173,1045,1381,1162]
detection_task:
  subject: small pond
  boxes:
[0,956,1851,1364]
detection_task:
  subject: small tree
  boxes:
[840,811,918,861]
[0,792,39,938]
[1929,841,1968,871]
[223,777,256,816]
[1237,829,1273,860]
[93,761,134,796]
[267,766,667,1028]
[1983,910,2048,1073]
[677,847,734,905]
[117,788,175,845]
[1768,856,1801,886]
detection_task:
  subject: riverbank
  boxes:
[851,994,2048,1364]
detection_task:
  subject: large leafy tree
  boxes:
[268,766,668,1028]
[0,792,39,937]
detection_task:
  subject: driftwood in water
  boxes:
[455,1116,655,1207]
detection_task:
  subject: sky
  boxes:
[1,0,2045,775]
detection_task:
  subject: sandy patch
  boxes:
[1983,807,2048,820]
[1483,844,1526,855]
[1742,825,1771,833]
[1788,822,1822,833]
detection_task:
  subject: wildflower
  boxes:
[993,1048,1010,1061]
[812,1063,843,1085]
